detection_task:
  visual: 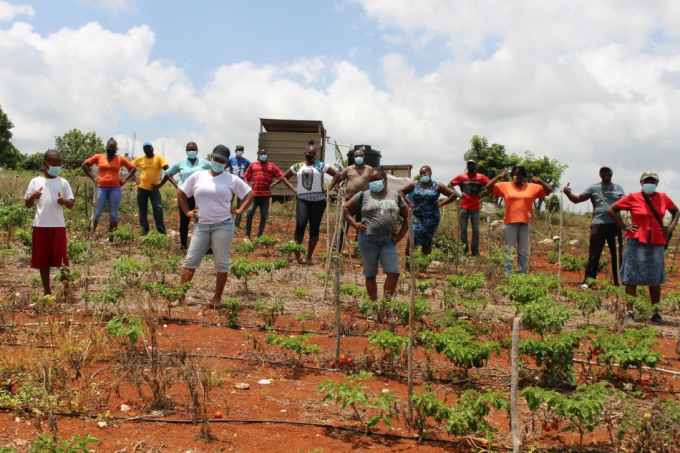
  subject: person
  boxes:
[563,166,625,288]
[607,172,679,324]
[242,148,295,240]
[24,150,75,296]
[82,138,137,241]
[177,145,254,309]
[328,147,373,252]
[270,140,339,264]
[164,142,212,250]
[343,167,409,301]
[486,166,552,275]
[228,145,251,229]
[132,141,170,235]
[448,159,489,256]
[398,166,459,270]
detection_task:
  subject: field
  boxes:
[1,169,680,452]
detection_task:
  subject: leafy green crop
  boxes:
[519,330,583,387]
[447,389,509,437]
[277,241,306,258]
[0,433,99,453]
[592,327,662,377]
[105,314,146,346]
[368,330,408,366]
[265,331,322,363]
[447,272,486,293]
[419,325,500,376]
[230,258,272,293]
[224,298,240,328]
[515,297,577,338]
[254,297,284,326]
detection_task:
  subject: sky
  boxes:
[1,0,680,209]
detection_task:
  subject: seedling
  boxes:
[224,298,240,328]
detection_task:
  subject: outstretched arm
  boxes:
[485,170,507,193]
[562,182,587,204]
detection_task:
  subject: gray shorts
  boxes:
[358,234,401,278]
[183,220,234,273]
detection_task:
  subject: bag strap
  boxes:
[641,192,666,240]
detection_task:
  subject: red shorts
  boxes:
[30,227,69,269]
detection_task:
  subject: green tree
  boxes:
[54,129,105,160]
[21,152,44,171]
[0,105,24,170]
[519,151,568,211]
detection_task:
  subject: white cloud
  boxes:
[0,1,34,21]
[79,0,137,15]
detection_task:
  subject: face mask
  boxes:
[236,151,243,157]
[187,151,197,159]
[144,150,153,158]
[47,166,62,177]
[354,157,364,165]
[642,183,657,194]
[420,175,431,184]
[305,154,314,162]
[259,155,267,162]
[211,160,226,173]
[106,148,116,155]
[369,180,384,193]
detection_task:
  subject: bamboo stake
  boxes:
[85,171,99,296]
[557,191,564,296]
[511,314,523,453]
[407,209,416,420]
[333,256,341,361]
[322,197,342,303]
[127,183,136,258]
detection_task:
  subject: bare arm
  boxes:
[81,162,97,184]
[392,205,410,244]
[562,182,588,204]
[327,170,345,193]
[485,170,507,193]
[178,189,198,220]
[232,191,255,216]
[343,199,366,233]
[274,176,296,194]
[530,176,553,196]
[120,167,138,186]
[398,182,417,208]
[664,206,680,241]
[269,168,294,189]
[607,204,637,235]
[436,183,460,208]
[153,165,172,191]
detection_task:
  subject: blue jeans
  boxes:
[357,234,401,278]
[137,188,166,234]
[95,186,123,222]
[183,220,234,273]
[503,223,531,275]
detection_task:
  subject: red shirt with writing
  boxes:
[450,172,490,210]
[615,192,676,244]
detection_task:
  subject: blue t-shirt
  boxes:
[166,158,211,185]
[228,157,251,179]
[583,183,625,225]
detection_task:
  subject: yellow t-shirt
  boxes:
[132,155,168,190]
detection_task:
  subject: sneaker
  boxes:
[624,312,635,323]
[579,283,589,290]
[650,312,665,324]
[243,238,251,243]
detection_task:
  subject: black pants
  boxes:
[295,198,327,241]
[584,223,623,285]
[179,196,195,248]
[245,197,270,238]
[137,188,166,235]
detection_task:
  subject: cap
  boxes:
[308,139,315,146]
[235,145,244,151]
[599,165,612,171]
[142,141,152,148]
[212,145,230,161]
[640,171,659,182]
[466,159,476,164]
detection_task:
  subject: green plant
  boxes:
[113,257,149,287]
[230,258,272,293]
[446,389,509,437]
[367,330,408,366]
[547,250,558,264]
[165,282,195,310]
[292,287,309,297]
[252,235,278,254]
[593,327,662,378]
[0,203,28,230]
[317,371,399,433]
[6,433,100,453]
[14,228,32,248]
[254,297,284,326]
[265,331,322,363]
[562,253,587,280]
[233,241,255,255]
[111,227,133,244]
[277,241,306,260]
[273,258,288,271]
[67,240,88,264]
[515,298,577,338]
[81,284,125,306]
[409,384,452,438]
[519,330,583,387]
[617,397,680,452]
[500,274,550,304]
[416,278,435,295]
[105,314,146,347]
[447,272,486,293]
[522,383,611,450]
[224,298,240,328]
[565,287,601,324]
[404,248,435,273]
[389,295,430,327]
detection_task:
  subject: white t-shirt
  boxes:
[290,161,330,201]
[180,170,252,224]
[24,176,74,228]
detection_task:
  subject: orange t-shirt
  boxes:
[491,182,547,224]
[85,154,135,188]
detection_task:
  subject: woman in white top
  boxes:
[177,145,254,309]
[271,141,339,264]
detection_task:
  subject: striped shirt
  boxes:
[243,160,284,197]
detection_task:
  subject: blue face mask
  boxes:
[369,180,384,193]
[187,151,197,159]
[236,151,243,158]
[642,183,657,194]
[259,154,267,161]
[420,175,431,184]
[354,157,364,165]
[211,160,226,173]
[47,166,62,177]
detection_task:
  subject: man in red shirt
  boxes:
[243,148,295,239]
[448,159,490,256]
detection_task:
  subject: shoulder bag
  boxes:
[642,192,672,249]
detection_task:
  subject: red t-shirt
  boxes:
[243,160,284,197]
[615,192,676,245]
[450,172,490,210]
[85,154,134,188]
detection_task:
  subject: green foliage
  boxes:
[404,248,435,273]
[105,314,145,346]
[547,250,558,264]
[416,278,435,295]
[141,231,172,251]
[277,241,306,258]
[446,390,509,436]
[418,325,500,375]
[592,327,662,373]
[224,298,240,328]
[332,140,348,172]
[66,240,88,264]
[409,384,452,438]
[522,383,611,449]
[564,288,602,324]
[273,258,288,271]
[14,228,32,248]
[230,257,272,293]
[233,240,255,255]
[432,234,467,264]
[254,297,284,326]
[340,283,367,299]
[21,152,45,171]
[165,282,194,306]
[54,129,105,160]
[265,331,322,362]
[0,381,59,414]
[389,295,430,327]
[252,235,278,252]
[0,106,24,170]
[617,397,680,452]
[0,203,29,230]
[82,285,125,306]
[292,287,309,297]
[113,257,148,287]
[112,227,133,244]
[367,330,408,366]
[447,272,486,293]
[519,330,583,387]
[317,371,399,433]
[562,253,587,279]
[515,298,577,338]
[26,433,99,453]
[500,273,550,304]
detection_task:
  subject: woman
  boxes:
[270,141,339,264]
[607,172,679,324]
[398,166,459,269]
[177,145,254,309]
[486,166,551,275]
[82,138,137,240]
[344,167,409,301]
[164,142,211,250]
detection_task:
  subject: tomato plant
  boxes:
[265,331,323,363]
[519,330,583,387]
[276,241,306,260]
[224,298,240,328]
[515,297,577,338]
[105,314,146,347]
[447,272,486,293]
[231,258,272,293]
[592,327,662,378]
[419,325,500,377]
[254,297,284,327]
[409,383,452,438]
[252,235,278,254]
[617,397,680,452]
[367,330,408,367]
[446,389,509,437]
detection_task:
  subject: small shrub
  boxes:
[224,298,240,328]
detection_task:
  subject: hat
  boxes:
[142,141,152,148]
[466,159,476,164]
[212,145,230,160]
[235,145,244,151]
[308,139,315,146]
[599,165,612,171]
[640,171,659,182]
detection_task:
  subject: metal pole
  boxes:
[407,209,416,419]
[557,191,564,296]
[511,314,523,453]
[334,256,341,361]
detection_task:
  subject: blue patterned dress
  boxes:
[412,181,440,247]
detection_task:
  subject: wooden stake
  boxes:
[127,184,136,258]
[322,197,342,303]
[407,209,416,420]
[85,173,98,296]
[487,212,495,290]
[526,213,532,273]
[557,191,564,296]
[334,256,341,361]
[511,314,523,453]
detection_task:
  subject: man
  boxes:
[328,147,373,251]
[563,165,625,288]
[132,141,170,235]
[448,159,488,256]
[228,145,251,228]
[243,148,296,239]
